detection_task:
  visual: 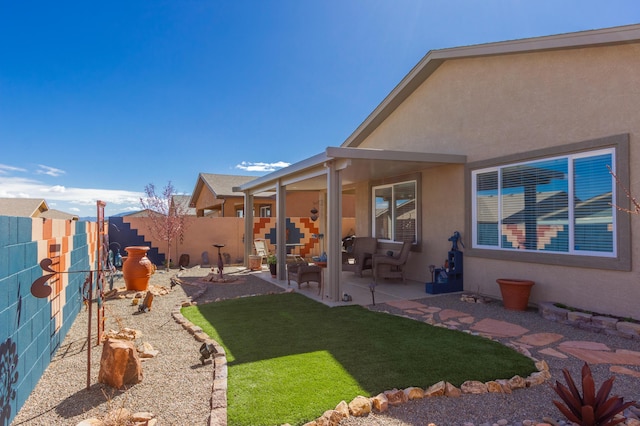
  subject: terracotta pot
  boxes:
[249,255,263,271]
[123,246,155,291]
[497,278,535,311]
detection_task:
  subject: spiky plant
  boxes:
[551,362,636,426]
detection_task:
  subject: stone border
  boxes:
[170,273,228,426]
[170,274,640,425]
[538,302,640,339]
[301,360,552,426]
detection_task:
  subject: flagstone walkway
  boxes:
[383,299,640,379]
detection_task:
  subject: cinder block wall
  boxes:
[0,216,96,426]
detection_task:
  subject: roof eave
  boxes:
[342,24,640,148]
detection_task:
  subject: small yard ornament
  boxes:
[199,342,216,364]
[448,231,464,251]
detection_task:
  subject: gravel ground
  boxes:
[10,266,282,426]
[10,266,639,426]
[341,295,640,426]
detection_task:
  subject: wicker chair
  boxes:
[372,242,411,284]
[287,261,323,295]
[342,237,377,277]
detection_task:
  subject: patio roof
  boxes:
[234,146,466,193]
[235,146,466,303]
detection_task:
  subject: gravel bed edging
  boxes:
[170,272,229,426]
[538,301,640,339]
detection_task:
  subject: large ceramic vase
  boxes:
[496,278,535,311]
[123,246,155,291]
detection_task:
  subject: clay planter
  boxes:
[496,278,535,311]
[123,246,155,291]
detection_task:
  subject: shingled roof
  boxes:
[0,198,49,218]
[189,173,271,207]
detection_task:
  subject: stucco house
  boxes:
[236,24,640,320]
[0,197,79,220]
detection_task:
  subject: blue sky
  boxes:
[1,1,639,217]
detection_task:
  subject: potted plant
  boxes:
[267,254,277,277]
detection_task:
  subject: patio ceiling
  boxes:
[234,147,467,193]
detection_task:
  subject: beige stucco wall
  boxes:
[355,43,640,319]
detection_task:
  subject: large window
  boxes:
[472,148,615,257]
[372,180,417,243]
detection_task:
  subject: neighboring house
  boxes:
[0,198,49,217]
[40,209,80,221]
[189,173,276,217]
[170,194,197,216]
[0,198,79,220]
[236,24,640,320]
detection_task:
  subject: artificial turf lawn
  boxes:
[182,292,536,426]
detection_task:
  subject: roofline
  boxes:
[342,24,640,148]
[234,152,329,193]
[234,147,466,193]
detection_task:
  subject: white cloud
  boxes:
[0,164,27,174]
[36,164,66,177]
[47,185,67,193]
[235,161,291,172]
[0,175,144,215]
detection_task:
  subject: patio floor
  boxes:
[254,267,443,307]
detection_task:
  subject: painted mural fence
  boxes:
[0,216,98,426]
[109,216,356,268]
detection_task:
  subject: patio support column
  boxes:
[325,161,343,302]
[243,192,254,267]
[275,179,287,279]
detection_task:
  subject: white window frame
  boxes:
[371,179,418,244]
[471,148,616,258]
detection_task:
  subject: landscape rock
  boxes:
[424,381,445,397]
[444,382,462,397]
[404,386,424,400]
[348,396,371,417]
[384,388,408,406]
[495,379,513,394]
[334,401,349,419]
[317,409,343,426]
[485,381,504,393]
[98,339,143,389]
[371,393,388,412]
[460,380,488,394]
[508,375,527,390]
[137,342,159,358]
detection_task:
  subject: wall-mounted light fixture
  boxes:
[310,207,319,221]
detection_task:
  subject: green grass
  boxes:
[182,293,536,426]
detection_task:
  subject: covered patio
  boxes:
[234,146,466,303]
[253,267,433,307]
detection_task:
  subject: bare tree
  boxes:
[608,165,640,215]
[140,181,190,270]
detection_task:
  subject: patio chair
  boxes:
[287,261,323,295]
[372,242,411,284]
[254,239,271,265]
[342,237,377,277]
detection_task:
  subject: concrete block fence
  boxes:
[0,215,99,426]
